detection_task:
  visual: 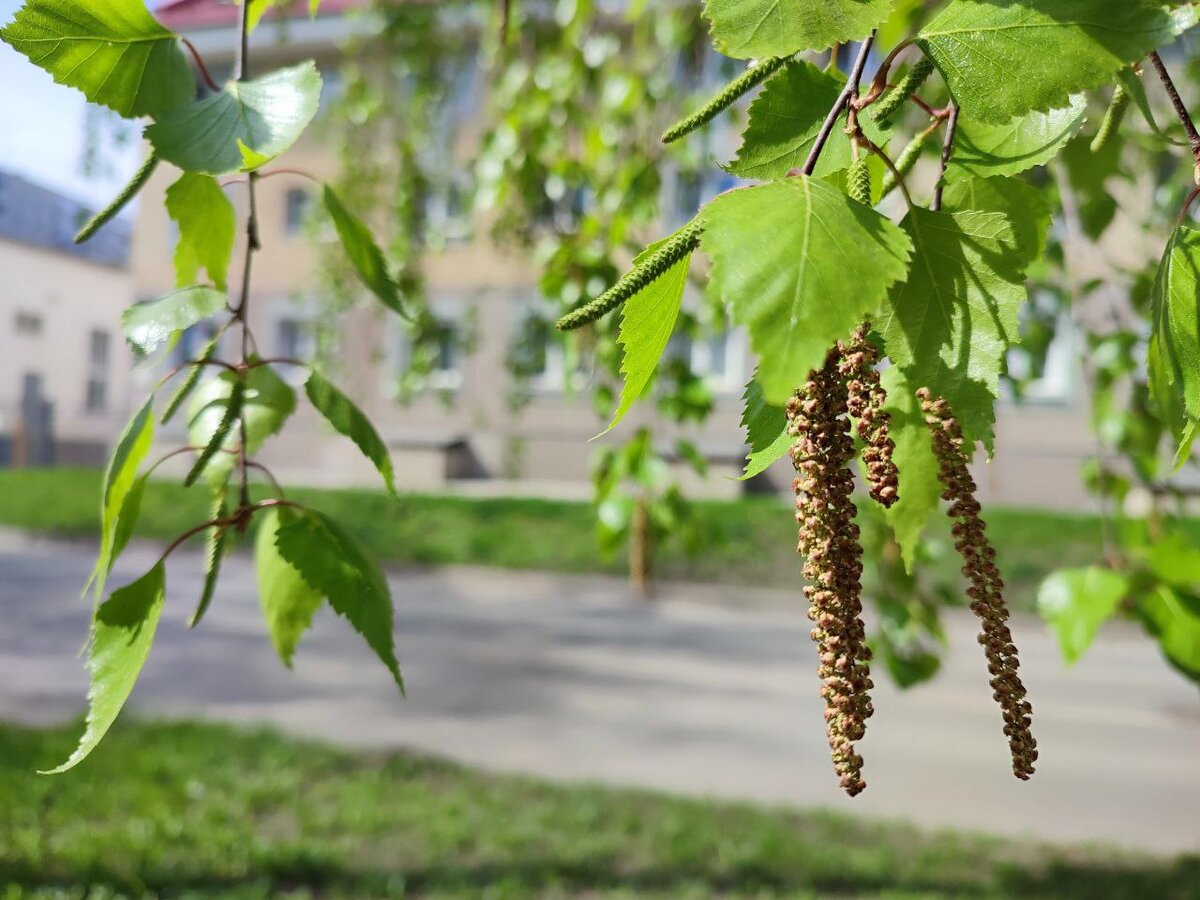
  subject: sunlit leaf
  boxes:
[146,62,322,176]
[703,0,893,57]
[122,287,227,356]
[948,96,1087,182]
[88,397,156,602]
[256,508,324,665]
[45,564,167,773]
[878,207,1029,448]
[305,370,396,494]
[880,366,941,571]
[1037,567,1128,664]
[726,60,891,182]
[323,185,407,318]
[739,378,791,479]
[606,227,696,432]
[0,0,194,118]
[917,0,1194,124]
[274,509,405,692]
[1137,585,1200,683]
[702,177,912,405]
[1149,225,1200,451]
[165,174,236,291]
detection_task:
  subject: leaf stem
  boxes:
[931,103,959,212]
[1148,51,1200,174]
[232,2,260,514]
[182,38,220,93]
[800,33,876,177]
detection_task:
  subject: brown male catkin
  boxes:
[839,323,899,509]
[918,388,1038,780]
[789,347,874,796]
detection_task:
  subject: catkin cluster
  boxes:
[839,324,899,509]
[788,324,898,797]
[918,389,1038,780]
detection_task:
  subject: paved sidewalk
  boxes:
[0,533,1197,854]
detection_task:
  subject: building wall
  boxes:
[0,239,135,464]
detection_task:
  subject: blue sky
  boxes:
[0,0,168,206]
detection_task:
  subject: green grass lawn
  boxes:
[0,468,1113,611]
[1,719,1196,899]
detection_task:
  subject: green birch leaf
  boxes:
[274,510,404,692]
[256,508,324,666]
[305,370,396,495]
[606,230,694,432]
[726,60,890,182]
[940,175,1052,265]
[1038,567,1128,665]
[165,174,236,291]
[703,0,893,58]
[188,365,296,485]
[323,185,406,318]
[145,62,322,176]
[702,177,912,406]
[248,0,282,30]
[44,564,167,773]
[110,476,147,566]
[0,0,194,119]
[1137,585,1200,682]
[917,0,1194,124]
[880,366,942,571]
[1149,224,1200,448]
[88,397,156,602]
[122,287,227,356]
[948,95,1087,182]
[739,378,791,479]
[878,207,1028,448]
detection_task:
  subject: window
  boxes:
[85,329,110,413]
[429,321,462,390]
[394,318,465,392]
[276,317,316,361]
[285,188,312,236]
[14,311,42,336]
[666,329,742,394]
[1005,315,1077,404]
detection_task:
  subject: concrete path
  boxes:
[0,533,1197,855]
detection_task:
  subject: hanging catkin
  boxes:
[918,389,1038,780]
[789,347,874,796]
[839,323,899,508]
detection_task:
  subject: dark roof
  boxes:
[156,0,366,30]
[0,171,130,269]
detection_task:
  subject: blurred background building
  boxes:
[1,0,1094,507]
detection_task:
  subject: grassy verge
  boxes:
[1,719,1196,899]
[0,468,1113,609]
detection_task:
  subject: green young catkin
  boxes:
[872,57,935,126]
[162,332,222,425]
[189,494,229,628]
[880,128,932,198]
[847,155,872,206]
[1091,85,1130,153]
[74,153,159,245]
[662,56,788,144]
[185,379,246,487]
[556,221,703,331]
